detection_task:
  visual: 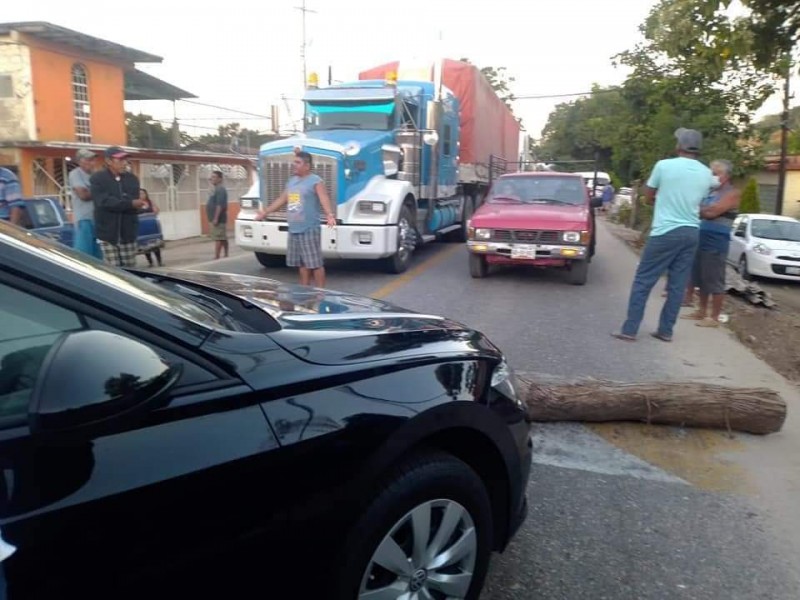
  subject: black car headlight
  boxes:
[491,358,523,408]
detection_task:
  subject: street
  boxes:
[179,222,800,599]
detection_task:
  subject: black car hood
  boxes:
[159,270,495,366]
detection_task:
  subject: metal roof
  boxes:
[0,21,161,63]
[125,69,196,101]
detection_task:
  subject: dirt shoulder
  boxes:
[602,216,800,384]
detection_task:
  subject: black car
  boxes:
[0,221,531,600]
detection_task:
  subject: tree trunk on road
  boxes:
[519,377,787,435]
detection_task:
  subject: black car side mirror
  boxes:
[734,230,746,238]
[29,330,182,439]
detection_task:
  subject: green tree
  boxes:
[191,122,281,153]
[125,113,191,149]
[740,177,762,212]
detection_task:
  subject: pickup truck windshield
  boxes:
[489,176,587,206]
[305,100,394,131]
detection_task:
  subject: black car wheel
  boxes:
[335,452,493,600]
[738,254,752,280]
[567,259,589,285]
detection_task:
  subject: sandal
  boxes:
[696,318,720,328]
[680,311,706,320]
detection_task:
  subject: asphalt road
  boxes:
[182,223,800,599]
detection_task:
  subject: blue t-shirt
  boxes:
[646,157,715,237]
[285,173,323,234]
[698,184,735,254]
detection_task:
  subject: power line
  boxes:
[514,88,621,100]
[179,99,271,119]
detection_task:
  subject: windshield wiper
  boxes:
[490,196,523,203]
[332,123,363,129]
[529,198,574,205]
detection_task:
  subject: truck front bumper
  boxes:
[467,240,588,265]
[236,220,398,260]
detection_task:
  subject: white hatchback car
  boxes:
[728,214,800,281]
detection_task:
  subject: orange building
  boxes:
[0,22,255,239]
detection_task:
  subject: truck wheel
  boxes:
[255,252,285,268]
[384,205,415,274]
[449,195,474,243]
[333,452,493,600]
[567,260,588,285]
[469,254,488,278]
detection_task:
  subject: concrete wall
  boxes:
[0,34,36,142]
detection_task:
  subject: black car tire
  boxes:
[469,253,488,278]
[738,254,752,280]
[334,451,493,600]
[255,252,285,268]
[567,259,589,285]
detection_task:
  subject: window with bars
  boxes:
[71,64,91,143]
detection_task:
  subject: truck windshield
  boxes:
[305,100,394,131]
[489,176,587,206]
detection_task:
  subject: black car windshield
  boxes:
[2,226,224,329]
[751,219,800,242]
[488,176,587,205]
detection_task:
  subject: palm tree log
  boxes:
[519,377,787,435]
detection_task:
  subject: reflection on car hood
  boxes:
[162,270,490,365]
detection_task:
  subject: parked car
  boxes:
[728,214,800,281]
[0,196,163,257]
[614,187,633,206]
[467,172,601,284]
[0,219,531,599]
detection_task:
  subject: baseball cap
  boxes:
[75,148,96,160]
[674,128,703,153]
[104,146,129,159]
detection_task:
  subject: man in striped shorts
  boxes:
[90,146,146,267]
[256,150,336,287]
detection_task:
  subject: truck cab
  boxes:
[236,60,520,274]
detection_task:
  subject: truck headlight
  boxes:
[358,201,386,214]
[475,228,491,240]
[562,231,581,243]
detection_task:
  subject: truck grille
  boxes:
[260,153,338,221]
[492,230,561,243]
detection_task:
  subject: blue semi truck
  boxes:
[235,59,521,273]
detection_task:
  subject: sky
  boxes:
[4,0,796,144]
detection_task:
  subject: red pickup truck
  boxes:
[466,172,601,285]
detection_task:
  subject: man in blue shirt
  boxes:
[614,128,716,342]
[256,150,336,287]
[0,167,25,227]
[601,182,615,212]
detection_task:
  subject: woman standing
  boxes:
[139,188,163,267]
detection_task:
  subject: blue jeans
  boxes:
[621,226,699,338]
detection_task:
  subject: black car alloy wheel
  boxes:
[336,452,493,600]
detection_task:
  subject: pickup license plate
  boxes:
[241,198,254,208]
[511,244,539,259]
[786,266,800,275]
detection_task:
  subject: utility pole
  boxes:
[295,0,317,87]
[776,57,792,216]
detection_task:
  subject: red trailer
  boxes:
[358,59,521,183]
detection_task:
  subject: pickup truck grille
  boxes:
[260,153,338,221]
[492,230,561,243]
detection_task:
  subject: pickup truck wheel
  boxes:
[469,254,488,278]
[384,205,415,274]
[567,259,588,285]
[333,452,493,600]
[255,252,285,268]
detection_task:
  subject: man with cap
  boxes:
[69,149,103,258]
[613,128,717,342]
[90,146,147,267]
